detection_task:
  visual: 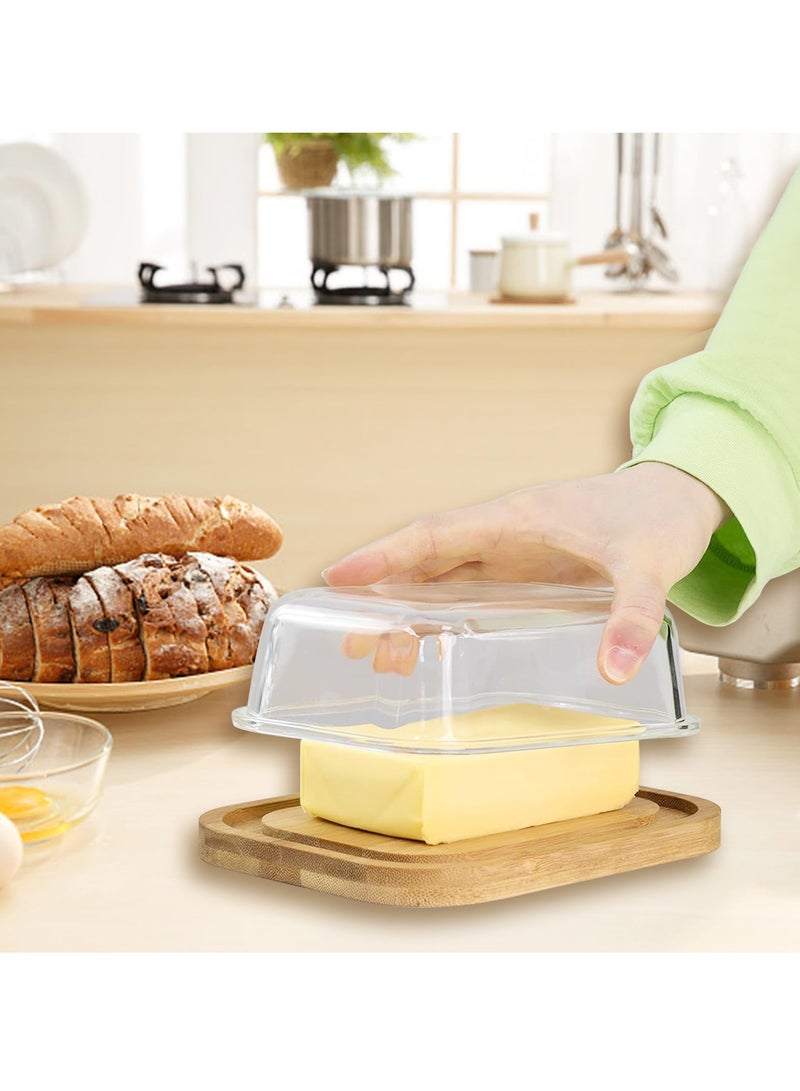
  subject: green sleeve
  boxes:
[620,167,800,625]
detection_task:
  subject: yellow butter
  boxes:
[300,704,641,845]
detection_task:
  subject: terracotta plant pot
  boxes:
[275,140,338,190]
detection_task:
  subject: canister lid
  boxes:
[500,231,569,246]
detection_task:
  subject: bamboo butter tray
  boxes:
[198,788,721,908]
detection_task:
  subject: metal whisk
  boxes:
[0,682,44,773]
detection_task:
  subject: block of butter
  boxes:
[300,704,641,845]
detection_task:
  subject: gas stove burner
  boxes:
[311,261,415,306]
[138,262,245,304]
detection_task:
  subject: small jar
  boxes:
[468,249,499,293]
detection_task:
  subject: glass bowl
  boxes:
[0,710,113,844]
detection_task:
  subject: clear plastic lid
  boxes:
[233,583,697,754]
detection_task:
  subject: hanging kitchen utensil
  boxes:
[623,133,648,285]
[649,132,668,239]
[644,133,679,283]
[644,235,680,283]
[599,133,679,289]
[604,133,628,279]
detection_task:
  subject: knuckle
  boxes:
[618,598,662,622]
[409,515,443,575]
[615,601,664,640]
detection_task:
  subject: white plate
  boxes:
[0,176,54,273]
[0,142,88,275]
[21,666,253,713]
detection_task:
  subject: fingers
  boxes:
[372,631,420,676]
[598,568,669,685]
[322,504,503,586]
[341,632,379,659]
[341,630,421,676]
[385,561,487,584]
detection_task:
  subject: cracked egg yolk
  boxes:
[0,786,53,821]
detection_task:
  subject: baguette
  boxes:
[115,554,209,681]
[23,577,75,683]
[0,494,283,579]
[68,577,112,683]
[84,566,146,682]
[189,551,277,668]
[181,557,234,672]
[0,584,36,681]
[0,553,277,683]
[191,552,260,667]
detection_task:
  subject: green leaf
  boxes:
[263,133,419,183]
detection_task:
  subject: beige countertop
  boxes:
[3,662,798,953]
[0,284,725,330]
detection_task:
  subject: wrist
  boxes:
[626,461,730,533]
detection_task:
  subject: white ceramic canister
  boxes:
[497,214,629,302]
[497,230,572,301]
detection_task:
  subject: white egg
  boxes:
[0,811,24,886]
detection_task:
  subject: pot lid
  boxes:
[304,188,414,200]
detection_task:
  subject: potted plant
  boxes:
[263,133,415,190]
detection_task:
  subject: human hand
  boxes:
[324,463,728,684]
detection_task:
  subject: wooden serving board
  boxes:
[198,787,721,908]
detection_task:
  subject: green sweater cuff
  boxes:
[619,392,800,625]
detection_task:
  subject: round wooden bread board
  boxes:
[198,787,721,908]
[22,665,253,712]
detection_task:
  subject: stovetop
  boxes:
[86,288,449,312]
[311,260,415,306]
[138,262,246,304]
[123,260,426,309]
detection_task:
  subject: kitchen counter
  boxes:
[0,284,725,329]
[2,666,798,952]
[5,276,766,954]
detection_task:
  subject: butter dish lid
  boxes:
[233,582,698,754]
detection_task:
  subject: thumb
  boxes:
[598,570,668,685]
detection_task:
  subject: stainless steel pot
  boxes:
[306,191,413,267]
